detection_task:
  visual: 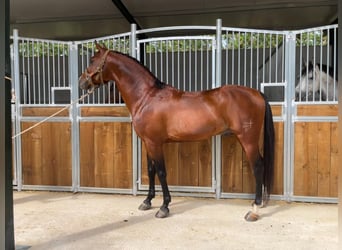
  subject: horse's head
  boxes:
[79,43,111,93]
[295,61,321,101]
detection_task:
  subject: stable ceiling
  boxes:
[10,0,338,40]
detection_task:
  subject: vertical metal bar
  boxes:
[256,33,259,89]
[313,31,317,102]
[189,39,192,90]
[326,28,330,101]
[275,34,279,83]
[262,32,266,84]
[268,34,272,84]
[237,31,241,85]
[305,32,310,102]
[130,23,138,196]
[42,42,46,104]
[69,42,79,192]
[166,40,169,83]
[200,39,203,90]
[319,30,323,101]
[333,27,337,101]
[225,31,229,84]
[171,39,174,86]
[282,35,285,82]
[194,39,197,91]
[37,41,41,104]
[232,31,235,84]
[250,32,253,88]
[284,31,296,201]
[299,33,303,102]
[244,32,247,86]
[13,29,23,192]
[215,19,222,199]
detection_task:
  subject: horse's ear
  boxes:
[95,41,108,52]
[95,41,102,51]
[302,58,307,68]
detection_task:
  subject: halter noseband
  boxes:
[84,49,110,93]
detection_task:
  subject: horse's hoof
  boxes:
[244,211,259,222]
[155,207,169,218]
[138,200,152,211]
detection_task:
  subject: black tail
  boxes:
[262,96,275,199]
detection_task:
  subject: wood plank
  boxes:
[81,107,130,117]
[294,123,318,196]
[113,122,132,188]
[296,104,338,116]
[178,142,199,186]
[94,122,114,187]
[41,123,55,185]
[80,122,95,187]
[273,122,284,195]
[198,139,212,187]
[22,107,69,117]
[270,105,282,116]
[329,123,338,197]
[164,143,179,186]
[221,134,243,193]
[21,122,72,186]
[21,123,43,185]
[55,123,72,186]
[317,122,331,197]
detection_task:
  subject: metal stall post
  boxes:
[215,19,222,199]
[0,0,15,246]
[69,42,80,192]
[284,31,296,202]
[12,29,23,192]
[130,23,138,196]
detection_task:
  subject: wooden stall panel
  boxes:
[221,122,284,195]
[21,122,72,186]
[141,140,212,187]
[297,105,338,116]
[294,122,338,197]
[81,106,130,117]
[22,107,69,117]
[80,122,133,189]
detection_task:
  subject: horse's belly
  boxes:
[167,115,226,141]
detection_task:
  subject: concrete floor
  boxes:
[14,191,338,250]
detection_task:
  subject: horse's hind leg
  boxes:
[139,156,155,211]
[236,135,264,222]
[244,153,264,222]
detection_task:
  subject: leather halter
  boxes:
[84,49,110,93]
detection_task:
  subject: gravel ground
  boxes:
[14,191,338,250]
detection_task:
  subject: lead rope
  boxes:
[5,76,95,139]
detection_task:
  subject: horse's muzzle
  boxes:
[79,73,92,90]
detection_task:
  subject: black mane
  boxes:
[113,51,166,89]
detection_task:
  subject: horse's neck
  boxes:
[108,54,156,114]
[315,71,338,99]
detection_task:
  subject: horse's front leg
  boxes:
[138,156,155,211]
[142,142,171,218]
[154,157,171,218]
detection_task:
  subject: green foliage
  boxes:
[145,39,213,53]
[222,32,284,49]
[19,41,69,57]
[296,31,328,46]
[17,30,330,57]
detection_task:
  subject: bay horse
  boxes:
[295,61,338,102]
[79,43,275,222]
